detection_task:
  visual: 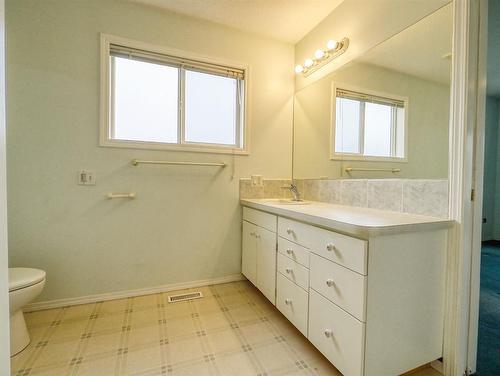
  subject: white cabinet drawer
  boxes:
[276,274,309,336]
[310,254,367,322]
[278,237,310,268]
[277,253,309,291]
[308,290,365,376]
[243,207,277,233]
[278,217,367,275]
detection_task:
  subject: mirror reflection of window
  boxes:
[334,97,360,154]
[334,88,406,160]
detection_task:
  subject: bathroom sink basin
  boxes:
[264,199,311,205]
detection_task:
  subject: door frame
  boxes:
[445,0,488,375]
[465,0,489,374]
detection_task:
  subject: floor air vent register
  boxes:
[167,291,203,303]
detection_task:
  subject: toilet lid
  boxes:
[9,268,46,292]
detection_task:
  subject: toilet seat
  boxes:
[9,268,46,292]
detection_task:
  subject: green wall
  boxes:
[6,0,294,301]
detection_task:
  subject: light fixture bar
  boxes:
[295,37,349,77]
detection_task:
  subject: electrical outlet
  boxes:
[251,175,263,187]
[78,170,96,186]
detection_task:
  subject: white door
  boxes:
[256,226,276,304]
[242,221,257,285]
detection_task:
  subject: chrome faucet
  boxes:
[282,183,302,201]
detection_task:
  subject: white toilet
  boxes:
[9,268,46,356]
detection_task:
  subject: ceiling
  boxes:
[133,0,344,44]
[358,3,452,86]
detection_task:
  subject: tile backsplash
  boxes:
[366,180,403,212]
[239,179,293,200]
[402,180,449,218]
[240,178,449,218]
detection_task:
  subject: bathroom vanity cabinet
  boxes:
[241,209,277,304]
[241,201,453,376]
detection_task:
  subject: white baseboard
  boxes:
[24,274,246,312]
[430,359,444,374]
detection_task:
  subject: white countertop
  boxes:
[241,198,454,239]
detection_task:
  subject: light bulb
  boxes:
[304,59,314,68]
[294,65,304,74]
[315,49,325,59]
[327,39,339,50]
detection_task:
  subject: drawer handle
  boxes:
[326,243,336,252]
[326,279,335,287]
[250,232,255,237]
[286,228,294,235]
[285,298,292,305]
[285,267,293,274]
[286,249,293,255]
[324,329,333,338]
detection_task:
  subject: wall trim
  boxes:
[24,274,245,312]
[445,0,483,375]
[443,0,470,373]
[466,0,488,373]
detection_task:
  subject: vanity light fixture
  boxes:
[294,64,304,74]
[295,37,349,77]
[327,39,339,50]
[304,58,314,68]
[314,49,325,59]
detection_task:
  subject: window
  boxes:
[100,34,247,153]
[333,87,407,160]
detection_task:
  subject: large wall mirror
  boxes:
[292,3,452,180]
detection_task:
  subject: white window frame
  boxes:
[330,82,409,162]
[99,33,250,155]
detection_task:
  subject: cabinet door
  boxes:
[242,221,257,285]
[256,226,277,304]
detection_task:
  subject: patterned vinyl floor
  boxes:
[10,281,441,376]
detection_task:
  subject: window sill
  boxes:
[330,154,407,163]
[100,138,250,155]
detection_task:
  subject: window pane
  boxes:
[113,56,179,143]
[395,107,405,158]
[185,70,238,146]
[335,97,360,153]
[364,102,392,157]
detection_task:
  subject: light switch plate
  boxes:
[251,175,263,187]
[78,170,96,185]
